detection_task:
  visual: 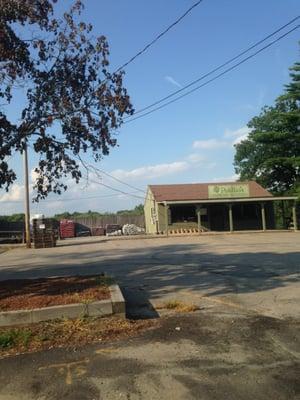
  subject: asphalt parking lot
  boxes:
[0,232,299,399]
[0,231,299,318]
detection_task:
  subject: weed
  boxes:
[158,300,199,313]
[0,329,32,349]
[0,332,15,348]
[94,275,114,286]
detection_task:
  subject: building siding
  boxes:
[157,203,167,233]
[144,188,157,234]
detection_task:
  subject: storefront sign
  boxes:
[208,184,249,199]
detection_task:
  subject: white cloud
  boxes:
[212,174,239,182]
[165,75,183,89]
[0,183,24,202]
[185,153,206,163]
[192,126,251,151]
[232,134,249,146]
[111,161,190,181]
[193,138,228,150]
[224,126,250,139]
[30,168,39,184]
[224,126,251,146]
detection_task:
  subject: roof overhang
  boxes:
[160,196,298,205]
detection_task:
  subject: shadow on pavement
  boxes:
[0,240,299,311]
[122,286,160,320]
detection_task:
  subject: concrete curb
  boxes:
[109,284,126,317]
[102,229,300,241]
[0,284,125,327]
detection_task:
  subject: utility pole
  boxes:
[23,143,31,248]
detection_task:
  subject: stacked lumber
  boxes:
[32,218,57,248]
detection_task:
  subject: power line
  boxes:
[128,16,299,118]
[0,189,145,204]
[113,0,205,74]
[84,164,145,193]
[96,169,145,193]
[88,177,146,201]
[5,147,147,203]
[124,23,300,124]
[62,150,146,196]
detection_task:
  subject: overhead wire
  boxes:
[124,23,300,124]
[87,177,146,201]
[0,189,146,204]
[1,3,206,206]
[113,0,205,74]
[6,12,299,207]
[83,163,145,193]
[127,16,300,118]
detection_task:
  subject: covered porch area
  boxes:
[162,196,298,234]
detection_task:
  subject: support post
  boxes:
[165,204,169,236]
[23,143,31,248]
[281,200,285,229]
[292,202,298,231]
[228,204,233,232]
[196,206,202,234]
[261,202,266,231]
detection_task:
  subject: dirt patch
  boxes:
[0,276,111,311]
[0,316,159,358]
[0,246,11,254]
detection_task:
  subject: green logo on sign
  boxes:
[208,184,249,199]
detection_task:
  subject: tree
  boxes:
[234,60,300,195]
[116,204,144,216]
[0,0,133,200]
[0,213,24,222]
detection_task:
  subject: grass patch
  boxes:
[94,275,115,286]
[0,329,32,349]
[0,316,158,358]
[158,300,199,313]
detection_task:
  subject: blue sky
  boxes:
[1,0,299,215]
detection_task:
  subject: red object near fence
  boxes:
[60,220,75,239]
[90,227,106,236]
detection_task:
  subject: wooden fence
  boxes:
[0,221,24,243]
[72,215,145,228]
[0,221,24,231]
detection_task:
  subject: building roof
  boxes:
[148,181,272,202]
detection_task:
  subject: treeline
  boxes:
[53,204,144,219]
[0,213,25,222]
[0,205,144,223]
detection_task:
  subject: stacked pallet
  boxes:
[90,227,106,236]
[32,218,57,249]
[60,220,75,239]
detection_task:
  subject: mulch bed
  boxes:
[0,276,111,311]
